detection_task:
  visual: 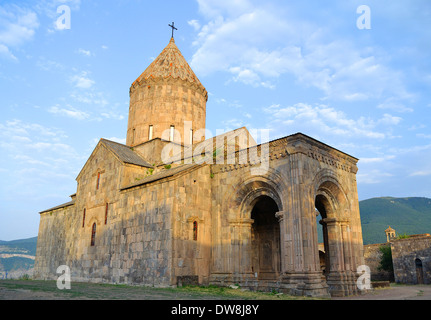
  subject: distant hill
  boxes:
[359,197,431,244]
[0,237,37,278]
[0,237,38,255]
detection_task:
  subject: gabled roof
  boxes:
[101,139,153,168]
[76,138,154,181]
[132,38,205,91]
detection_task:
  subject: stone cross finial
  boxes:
[168,22,178,39]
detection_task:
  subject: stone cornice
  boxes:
[129,73,208,101]
[211,132,358,174]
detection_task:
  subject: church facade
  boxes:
[34,36,365,297]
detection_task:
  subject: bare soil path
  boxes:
[333,284,431,300]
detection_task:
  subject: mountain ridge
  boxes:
[359,196,431,244]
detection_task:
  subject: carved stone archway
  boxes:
[313,171,357,297]
[223,177,284,287]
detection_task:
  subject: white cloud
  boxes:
[360,155,396,164]
[0,43,17,61]
[77,48,92,57]
[377,114,402,126]
[0,119,83,212]
[0,119,66,141]
[34,0,81,19]
[417,133,431,139]
[190,0,412,102]
[188,19,201,31]
[100,112,125,121]
[70,71,95,89]
[48,105,90,120]
[36,57,63,71]
[356,170,394,184]
[0,5,39,60]
[410,170,431,177]
[377,98,414,113]
[107,137,126,145]
[70,91,108,106]
[196,0,252,19]
[264,103,402,141]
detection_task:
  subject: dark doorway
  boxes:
[251,196,280,280]
[315,195,330,278]
[416,258,424,284]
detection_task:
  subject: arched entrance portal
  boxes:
[250,195,281,280]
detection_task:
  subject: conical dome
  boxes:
[132,38,205,92]
[126,38,208,148]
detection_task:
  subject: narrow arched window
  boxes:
[170,125,175,142]
[82,209,86,228]
[149,125,154,140]
[91,223,97,246]
[105,203,109,225]
[96,172,101,190]
[132,128,136,144]
[193,221,198,241]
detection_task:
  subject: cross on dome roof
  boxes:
[168,22,178,39]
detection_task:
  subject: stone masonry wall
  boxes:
[391,235,431,284]
[34,204,72,279]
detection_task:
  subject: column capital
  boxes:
[275,211,288,222]
[322,217,350,225]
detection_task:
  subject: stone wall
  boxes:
[363,243,394,281]
[34,204,72,279]
[34,154,213,287]
[391,235,431,284]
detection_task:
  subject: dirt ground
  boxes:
[333,284,431,300]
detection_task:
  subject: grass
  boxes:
[0,279,322,300]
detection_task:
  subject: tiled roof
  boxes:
[40,200,75,214]
[101,139,153,168]
[122,164,201,190]
[133,38,205,89]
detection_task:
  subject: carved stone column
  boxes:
[228,218,254,277]
[276,211,289,274]
[322,217,357,297]
[323,217,344,272]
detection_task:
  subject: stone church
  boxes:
[34,34,365,297]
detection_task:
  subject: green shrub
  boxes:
[378,245,393,272]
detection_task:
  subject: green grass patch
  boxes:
[0,280,322,300]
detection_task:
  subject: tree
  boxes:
[378,245,393,272]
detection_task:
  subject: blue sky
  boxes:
[1,0,431,240]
